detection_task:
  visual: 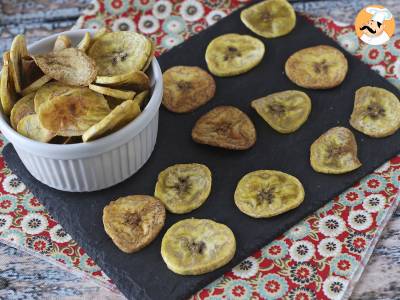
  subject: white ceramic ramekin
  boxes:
[0,29,163,192]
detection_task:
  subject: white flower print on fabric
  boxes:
[112,17,136,32]
[138,15,160,34]
[317,238,342,258]
[206,10,227,26]
[21,213,48,235]
[348,210,373,231]
[152,0,172,19]
[180,0,205,22]
[318,215,346,237]
[49,224,72,243]
[232,257,258,279]
[0,214,13,232]
[3,174,26,194]
[362,194,385,212]
[289,241,315,262]
[323,276,348,300]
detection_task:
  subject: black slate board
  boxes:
[3,7,400,300]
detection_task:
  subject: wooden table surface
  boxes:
[0,1,399,299]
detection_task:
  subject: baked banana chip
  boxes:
[17,114,55,142]
[162,66,216,113]
[34,82,77,112]
[33,48,97,86]
[285,45,348,89]
[154,163,212,214]
[234,170,304,218]
[88,84,136,100]
[38,88,110,136]
[161,219,236,275]
[10,92,35,129]
[77,32,91,52]
[251,90,311,133]
[53,35,72,51]
[10,34,29,93]
[95,70,150,91]
[82,100,140,142]
[103,195,166,253]
[350,86,400,138]
[310,127,362,174]
[241,0,296,38]
[192,106,256,150]
[1,52,17,116]
[88,32,152,76]
[205,34,265,77]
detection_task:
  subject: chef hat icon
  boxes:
[365,6,393,24]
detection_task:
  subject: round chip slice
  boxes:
[95,70,150,91]
[77,32,91,52]
[192,106,257,150]
[82,100,141,142]
[251,90,311,133]
[10,92,35,129]
[10,34,29,93]
[310,127,362,174]
[241,0,296,38]
[34,81,77,112]
[350,86,400,138]
[17,114,56,142]
[33,48,97,86]
[38,88,110,136]
[53,35,72,51]
[205,34,265,77]
[154,163,212,214]
[285,45,348,89]
[88,32,152,76]
[162,66,216,113]
[103,195,166,253]
[1,52,17,116]
[88,84,136,100]
[161,219,236,275]
[234,170,304,218]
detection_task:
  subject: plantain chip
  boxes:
[310,127,362,174]
[21,75,52,96]
[88,32,152,76]
[77,32,91,53]
[241,0,296,38]
[161,219,236,275]
[350,86,400,138]
[34,81,77,112]
[38,88,110,136]
[82,100,140,142]
[285,45,348,89]
[1,52,17,116]
[142,37,155,72]
[33,48,97,86]
[90,27,109,48]
[88,84,136,100]
[154,163,212,214]
[234,170,304,218]
[53,35,72,51]
[17,114,56,142]
[10,34,29,93]
[10,92,35,129]
[95,70,150,91]
[251,90,311,133]
[205,33,265,77]
[162,66,216,113]
[133,90,150,108]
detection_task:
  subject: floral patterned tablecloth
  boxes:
[0,1,399,299]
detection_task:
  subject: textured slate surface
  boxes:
[3,9,400,300]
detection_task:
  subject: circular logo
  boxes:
[355,5,395,45]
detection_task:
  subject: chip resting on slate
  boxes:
[4,11,400,300]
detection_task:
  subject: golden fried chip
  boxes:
[34,81,77,112]
[1,52,17,116]
[33,48,97,86]
[38,88,110,136]
[21,75,52,96]
[88,84,136,100]
[77,32,91,52]
[154,163,212,214]
[142,37,155,72]
[192,106,257,150]
[82,100,140,142]
[53,35,72,51]
[161,219,236,275]
[95,70,150,91]
[133,90,150,108]
[205,34,265,77]
[251,90,311,133]
[310,127,361,174]
[285,45,348,89]
[103,195,166,253]
[17,114,55,142]
[10,34,29,93]
[10,92,35,129]
[234,170,304,218]
[162,66,216,113]
[88,32,152,76]
[241,0,296,38]
[90,27,109,47]
[350,86,400,138]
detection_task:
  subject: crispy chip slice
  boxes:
[34,81,77,112]
[10,34,29,93]
[310,127,362,174]
[21,75,52,96]
[95,70,150,91]
[1,52,17,116]
[142,37,155,72]
[77,32,91,52]
[88,84,136,100]
[133,90,150,108]
[53,35,72,51]
[162,66,216,113]
[88,32,152,76]
[82,100,140,142]
[38,88,110,136]
[285,45,348,89]
[17,114,56,142]
[154,163,212,214]
[251,90,311,133]
[103,195,166,253]
[33,48,97,86]
[234,170,304,218]
[350,86,400,138]
[10,92,35,129]
[90,27,109,47]
[205,33,265,77]
[192,106,257,150]
[161,219,236,275]
[241,0,296,38]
